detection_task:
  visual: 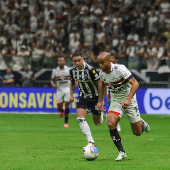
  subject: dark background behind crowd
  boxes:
[0,0,170,87]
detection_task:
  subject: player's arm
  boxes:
[70,80,76,103]
[121,77,139,109]
[51,78,57,89]
[97,79,107,112]
[70,69,76,103]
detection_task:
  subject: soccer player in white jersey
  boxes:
[97,52,150,161]
[51,57,70,127]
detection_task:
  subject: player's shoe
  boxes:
[87,141,97,147]
[59,112,63,117]
[140,118,150,133]
[116,122,121,132]
[115,151,126,161]
[64,123,69,127]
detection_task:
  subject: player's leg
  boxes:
[90,97,103,126]
[57,102,64,117]
[108,102,126,161]
[108,112,126,161]
[126,105,150,136]
[57,93,64,117]
[63,101,70,127]
[63,93,70,127]
[76,98,95,145]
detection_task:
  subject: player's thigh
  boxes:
[76,97,89,117]
[57,93,64,105]
[125,104,140,124]
[63,92,70,103]
[107,102,123,129]
[77,108,88,117]
[125,104,142,135]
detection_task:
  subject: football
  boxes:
[82,144,99,161]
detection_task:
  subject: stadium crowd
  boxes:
[0,0,170,87]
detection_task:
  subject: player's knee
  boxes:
[107,121,117,129]
[133,130,142,136]
[77,117,86,123]
[65,108,69,114]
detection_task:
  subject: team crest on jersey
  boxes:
[92,70,96,74]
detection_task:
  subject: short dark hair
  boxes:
[72,50,83,58]
[110,51,118,59]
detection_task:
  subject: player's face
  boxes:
[97,58,111,73]
[110,56,117,64]
[58,58,65,67]
[72,55,84,70]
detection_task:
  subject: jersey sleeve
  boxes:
[51,69,55,79]
[89,67,100,81]
[119,65,133,81]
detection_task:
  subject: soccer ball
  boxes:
[82,144,99,161]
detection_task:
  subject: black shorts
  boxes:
[76,96,101,115]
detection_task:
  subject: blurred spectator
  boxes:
[89,40,103,68]
[20,27,33,46]
[48,12,56,31]
[162,26,170,44]
[49,42,68,66]
[126,39,140,70]
[136,8,146,37]
[31,42,44,70]
[124,10,137,37]
[2,40,14,68]
[112,12,122,35]
[0,15,5,32]
[0,31,8,48]
[4,20,20,38]
[95,26,106,47]
[15,45,30,70]
[145,43,162,71]
[44,31,56,48]
[83,22,94,47]
[3,68,15,87]
[147,10,159,39]
[11,32,22,54]
[44,3,55,22]
[69,35,80,55]
[101,17,112,40]
[54,0,66,16]
[117,39,128,67]
[52,24,65,42]
[20,65,35,87]
[30,11,39,34]
[42,44,55,68]
[127,29,139,42]
[69,26,80,42]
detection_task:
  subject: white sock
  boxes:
[77,117,94,143]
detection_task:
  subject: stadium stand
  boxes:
[0,0,170,87]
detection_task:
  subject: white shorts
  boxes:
[57,92,70,105]
[108,99,141,123]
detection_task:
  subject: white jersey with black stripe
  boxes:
[99,63,135,102]
[70,62,100,98]
[51,65,70,93]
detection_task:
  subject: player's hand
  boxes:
[120,98,131,109]
[52,84,57,89]
[97,101,105,112]
[70,96,74,103]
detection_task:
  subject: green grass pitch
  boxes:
[0,113,170,170]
